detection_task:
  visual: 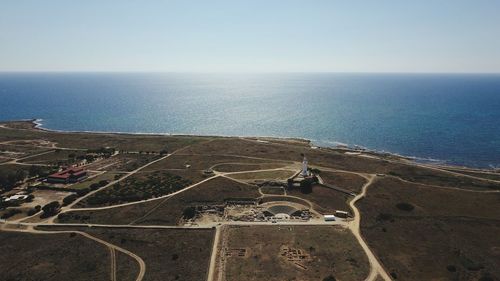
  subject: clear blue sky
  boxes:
[1,1,499,72]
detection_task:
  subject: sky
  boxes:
[1,1,500,73]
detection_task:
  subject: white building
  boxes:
[5,194,28,202]
[301,156,308,177]
[324,215,336,221]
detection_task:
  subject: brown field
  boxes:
[116,251,140,281]
[1,120,38,130]
[212,162,290,173]
[319,171,367,193]
[143,153,276,171]
[228,169,296,181]
[0,231,112,281]
[0,144,51,159]
[59,176,261,225]
[358,177,500,280]
[0,163,38,175]
[20,149,86,165]
[444,168,500,182]
[177,137,419,177]
[287,185,352,214]
[219,225,369,281]
[68,172,121,190]
[77,170,192,207]
[260,186,285,195]
[86,153,160,172]
[386,165,500,191]
[36,226,214,281]
[4,120,500,281]
[0,121,209,152]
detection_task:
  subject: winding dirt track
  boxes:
[4,135,500,281]
[109,247,117,281]
[348,175,391,281]
[1,227,146,281]
[206,226,221,281]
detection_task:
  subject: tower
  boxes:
[301,155,308,177]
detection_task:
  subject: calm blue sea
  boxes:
[1,73,499,168]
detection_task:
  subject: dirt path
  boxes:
[0,149,55,165]
[348,175,392,281]
[1,227,146,281]
[207,226,222,281]
[387,174,500,193]
[68,174,221,212]
[64,166,295,213]
[109,247,117,281]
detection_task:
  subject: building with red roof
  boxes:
[47,168,88,184]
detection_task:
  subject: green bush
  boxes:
[1,208,22,219]
[41,201,61,218]
[396,202,414,211]
[182,207,196,219]
[62,194,79,206]
[98,180,109,186]
[76,188,91,196]
[27,205,41,216]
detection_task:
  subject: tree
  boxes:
[323,276,336,281]
[98,180,109,187]
[27,205,41,216]
[29,165,42,177]
[182,207,196,219]
[62,194,78,206]
[25,194,34,202]
[41,201,61,218]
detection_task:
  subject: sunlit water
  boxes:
[1,72,499,168]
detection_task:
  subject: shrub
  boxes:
[479,275,494,281]
[25,194,35,202]
[62,194,79,206]
[98,180,109,187]
[76,188,91,196]
[396,202,414,211]
[182,207,196,219]
[1,208,22,219]
[41,201,61,218]
[460,256,483,271]
[27,205,41,216]
[376,213,393,222]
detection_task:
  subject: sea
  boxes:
[1,72,499,168]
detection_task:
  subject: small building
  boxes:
[47,168,88,184]
[335,210,349,218]
[4,194,28,202]
[203,169,215,176]
[324,215,336,221]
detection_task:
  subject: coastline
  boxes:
[3,118,498,172]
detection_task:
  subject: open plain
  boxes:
[1,120,499,281]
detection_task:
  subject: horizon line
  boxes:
[1,70,500,75]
